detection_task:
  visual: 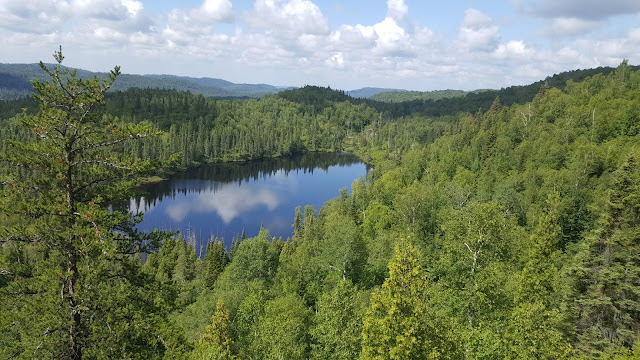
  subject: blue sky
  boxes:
[1,0,639,90]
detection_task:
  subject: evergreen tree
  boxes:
[361,237,460,359]
[192,299,234,360]
[203,238,228,289]
[571,154,640,357]
[504,193,572,359]
[0,48,177,359]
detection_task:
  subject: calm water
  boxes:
[129,152,367,251]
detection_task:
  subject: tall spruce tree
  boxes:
[0,48,177,359]
[203,238,228,289]
[571,153,640,357]
[504,193,572,359]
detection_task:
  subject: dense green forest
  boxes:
[1,51,640,359]
[369,89,471,102]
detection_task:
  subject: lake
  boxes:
[129,152,367,252]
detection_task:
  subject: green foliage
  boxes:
[570,152,640,357]
[361,237,460,359]
[0,48,180,359]
[310,280,364,359]
[370,89,470,103]
[503,193,572,359]
[203,238,228,289]
[254,293,312,360]
[192,299,234,360]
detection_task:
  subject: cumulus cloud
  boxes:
[546,17,601,36]
[69,0,132,21]
[239,0,331,60]
[372,17,412,56]
[330,24,377,49]
[121,0,143,16]
[529,0,640,20]
[0,0,66,33]
[201,0,233,20]
[387,0,408,21]
[493,40,535,61]
[248,0,329,37]
[412,26,437,47]
[330,17,425,58]
[574,27,640,65]
[457,8,501,52]
[0,0,152,36]
[166,0,233,37]
[2,0,638,92]
[326,52,345,69]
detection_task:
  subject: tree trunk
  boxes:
[67,241,82,360]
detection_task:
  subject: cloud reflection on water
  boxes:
[164,184,280,224]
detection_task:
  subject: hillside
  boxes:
[370,89,470,102]
[0,63,290,100]
[346,87,405,98]
[277,64,640,119]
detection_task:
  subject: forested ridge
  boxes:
[1,54,640,359]
[0,63,289,100]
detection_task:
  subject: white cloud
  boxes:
[69,0,131,21]
[239,0,331,61]
[372,17,412,56]
[412,26,437,47]
[493,40,535,60]
[166,0,233,37]
[201,0,233,20]
[121,0,142,16]
[0,0,152,43]
[296,34,325,53]
[2,0,638,92]
[387,0,408,21]
[326,52,345,69]
[547,17,600,36]
[331,16,418,57]
[0,0,66,33]
[91,26,127,43]
[248,0,329,36]
[573,28,640,65]
[330,24,377,49]
[529,0,640,20]
[457,8,500,52]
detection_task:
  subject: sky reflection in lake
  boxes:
[130,153,367,251]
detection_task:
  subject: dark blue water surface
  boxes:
[130,152,367,251]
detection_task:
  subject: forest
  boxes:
[1,50,639,359]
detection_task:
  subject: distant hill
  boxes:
[0,63,291,100]
[277,64,640,118]
[370,89,471,102]
[346,87,405,98]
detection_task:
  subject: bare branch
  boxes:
[0,268,12,276]
[0,235,46,245]
[70,134,149,156]
[70,159,132,170]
